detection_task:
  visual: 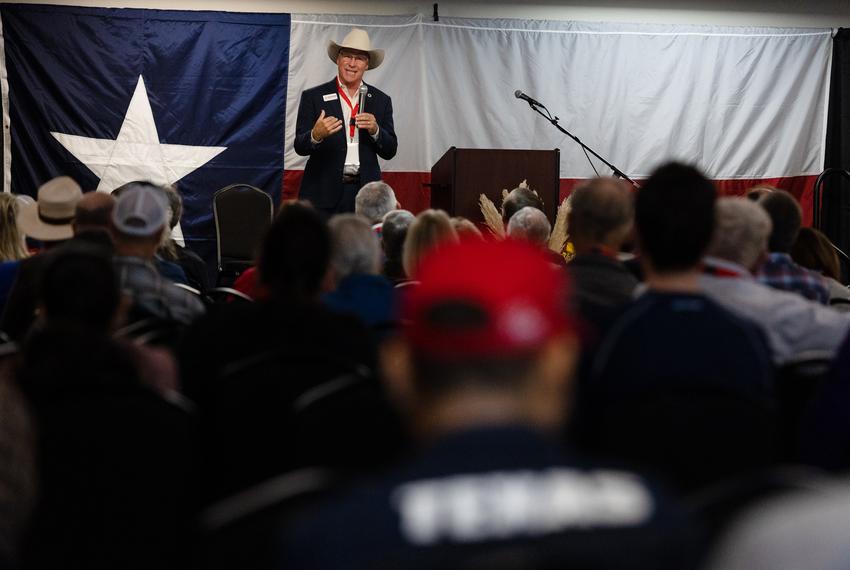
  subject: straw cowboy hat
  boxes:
[327,28,385,70]
[17,176,82,241]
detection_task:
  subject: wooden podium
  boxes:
[429,148,560,224]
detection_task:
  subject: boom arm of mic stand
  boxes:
[526,101,638,187]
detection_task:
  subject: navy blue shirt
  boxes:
[279,425,702,569]
[584,292,777,493]
[592,292,774,403]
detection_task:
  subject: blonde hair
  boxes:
[0,194,28,261]
[402,209,458,277]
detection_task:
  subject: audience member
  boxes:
[567,177,637,324]
[354,180,398,226]
[111,182,205,326]
[745,184,775,202]
[587,163,776,493]
[0,365,35,569]
[323,214,396,334]
[0,177,83,341]
[701,198,850,364]
[179,202,403,506]
[159,184,210,292]
[112,181,192,287]
[0,193,27,262]
[0,193,29,317]
[380,209,414,283]
[707,482,850,570]
[507,205,551,245]
[71,191,115,236]
[507,206,566,267]
[450,216,483,238]
[562,178,638,444]
[401,209,458,279]
[501,184,544,226]
[280,238,701,569]
[791,227,850,307]
[17,243,195,569]
[756,190,830,304]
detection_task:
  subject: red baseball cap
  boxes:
[402,238,574,358]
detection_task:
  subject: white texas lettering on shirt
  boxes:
[392,468,654,545]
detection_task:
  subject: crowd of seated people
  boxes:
[0,163,849,568]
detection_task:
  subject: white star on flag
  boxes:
[51,75,227,194]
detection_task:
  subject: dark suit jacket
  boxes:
[294,78,397,209]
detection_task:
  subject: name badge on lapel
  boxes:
[323,93,338,102]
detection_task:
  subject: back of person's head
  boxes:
[568,177,634,251]
[791,227,841,281]
[73,191,115,234]
[382,209,414,256]
[0,193,28,261]
[258,201,330,301]
[708,198,772,272]
[328,214,381,283]
[162,184,183,230]
[759,190,802,253]
[355,181,397,224]
[451,216,483,239]
[502,186,544,224]
[391,239,577,430]
[39,243,119,333]
[636,162,716,272]
[745,185,776,202]
[402,209,458,278]
[507,206,551,246]
[110,182,169,244]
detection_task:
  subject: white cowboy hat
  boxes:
[327,28,385,70]
[17,176,82,241]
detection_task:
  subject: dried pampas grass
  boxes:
[479,194,505,238]
[548,195,571,257]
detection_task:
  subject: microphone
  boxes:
[514,90,543,107]
[359,84,368,114]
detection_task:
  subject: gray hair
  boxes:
[328,214,381,281]
[355,181,397,224]
[708,197,772,270]
[507,206,551,246]
[382,209,415,255]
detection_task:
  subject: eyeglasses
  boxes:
[339,51,369,64]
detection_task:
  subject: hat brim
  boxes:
[17,201,73,241]
[327,41,384,70]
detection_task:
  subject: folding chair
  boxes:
[213,184,273,286]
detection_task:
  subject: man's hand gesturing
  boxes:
[311,110,343,142]
[354,112,378,136]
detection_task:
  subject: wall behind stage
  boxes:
[6,0,850,28]
[5,0,844,222]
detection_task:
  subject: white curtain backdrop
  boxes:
[285,14,832,181]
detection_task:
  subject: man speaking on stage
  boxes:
[294,28,398,216]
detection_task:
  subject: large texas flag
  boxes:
[0,5,834,256]
[0,3,289,256]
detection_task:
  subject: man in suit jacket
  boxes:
[294,28,398,216]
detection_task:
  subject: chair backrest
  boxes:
[22,387,196,569]
[197,347,381,502]
[197,468,335,570]
[776,352,834,459]
[594,390,779,494]
[213,184,274,271]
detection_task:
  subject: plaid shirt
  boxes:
[114,256,206,324]
[756,252,830,305]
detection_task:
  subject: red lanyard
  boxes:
[337,83,360,141]
[703,264,740,278]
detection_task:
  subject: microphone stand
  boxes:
[521,98,638,187]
